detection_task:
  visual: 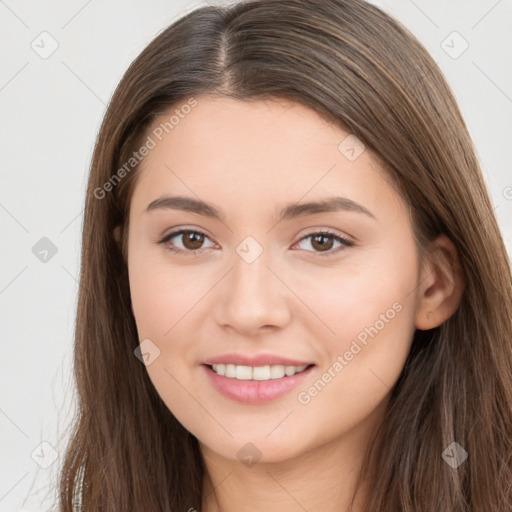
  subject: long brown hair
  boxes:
[57,0,512,510]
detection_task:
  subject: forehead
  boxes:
[129,95,401,221]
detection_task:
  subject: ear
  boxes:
[113,225,121,244]
[414,234,465,330]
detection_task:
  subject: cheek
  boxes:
[129,269,177,340]
[295,305,414,447]
[291,244,418,396]
[128,247,205,342]
[292,245,417,345]
[128,256,209,434]
[292,247,418,425]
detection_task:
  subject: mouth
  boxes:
[206,363,314,380]
[201,362,316,404]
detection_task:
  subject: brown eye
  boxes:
[310,233,335,252]
[181,231,205,250]
[295,231,354,257]
[159,229,215,255]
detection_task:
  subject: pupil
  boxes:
[186,232,204,249]
[313,234,333,251]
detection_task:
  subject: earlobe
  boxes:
[414,234,465,330]
[113,225,125,256]
[113,225,121,243]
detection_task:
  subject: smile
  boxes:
[202,363,316,404]
[210,363,310,380]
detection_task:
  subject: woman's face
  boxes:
[127,95,421,463]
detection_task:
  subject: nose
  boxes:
[213,247,292,336]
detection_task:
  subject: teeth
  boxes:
[253,365,271,380]
[285,366,297,376]
[235,365,252,380]
[270,365,285,379]
[211,363,308,380]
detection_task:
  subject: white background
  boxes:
[1,1,511,510]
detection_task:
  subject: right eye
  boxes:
[158,229,216,255]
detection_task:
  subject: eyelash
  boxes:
[157,229,355,258]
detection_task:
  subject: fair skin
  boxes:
[123,95,464,512]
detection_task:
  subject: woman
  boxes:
[59,0,512,510]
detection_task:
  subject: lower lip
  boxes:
[202,364,315,404]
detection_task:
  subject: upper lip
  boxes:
[203,353,314,367]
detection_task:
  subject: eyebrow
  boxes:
[145,195,376,222]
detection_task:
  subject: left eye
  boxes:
[158,229,354,257]
[293,231,354,256]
